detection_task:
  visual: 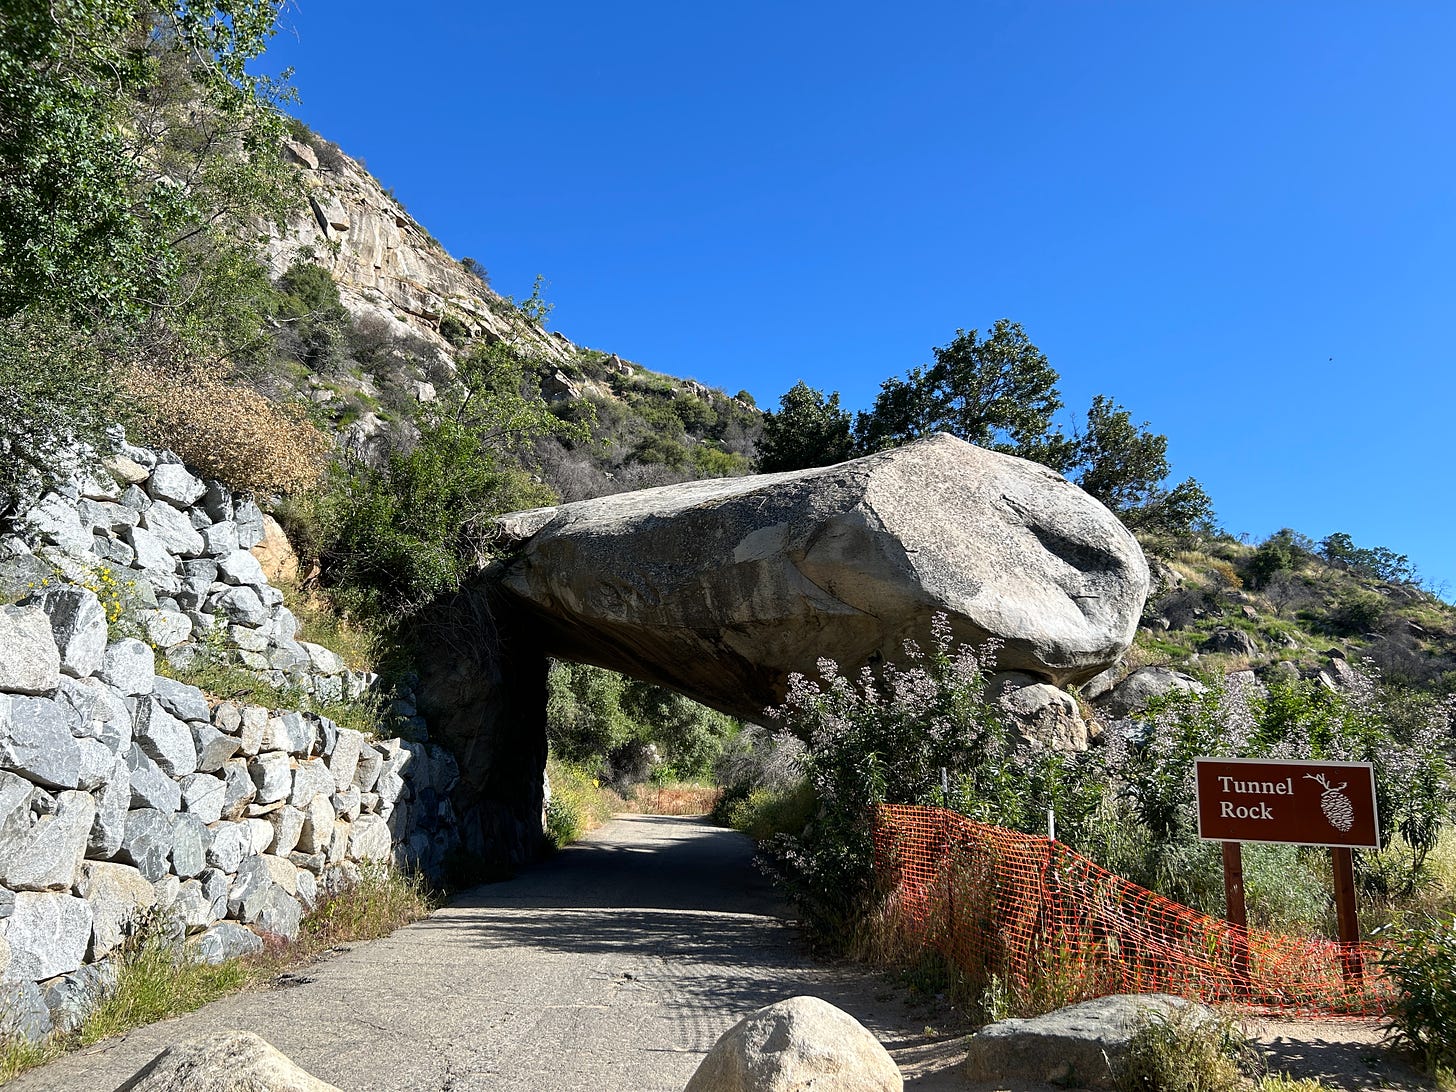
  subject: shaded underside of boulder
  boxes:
[494,434,1149,721]
[116,1030,341,1092]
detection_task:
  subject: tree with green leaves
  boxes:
[1064,394,1215,536]
[271,259,351,373]
[853,319,1062,454]
[305,342,592,618]
[1,0,294,324]
[756,380,854,472]
[1320,532,1417,584]
[846,321,1215,536]
[0,0,295,511]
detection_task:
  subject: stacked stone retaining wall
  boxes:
[0,438,463,1044]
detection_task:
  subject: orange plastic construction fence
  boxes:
[873,804,1391,1015]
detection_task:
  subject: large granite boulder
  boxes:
[1093,665,1207,719]
[685,995,901,1092]
[962,994,1215,1090]
[495,435,1148,720]
[117,1031,342,1091]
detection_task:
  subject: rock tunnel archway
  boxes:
[413,435,1150,867]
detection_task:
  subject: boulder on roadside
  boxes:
[684,995,902,1092]
[116,1031,342,1091]
[962,993,1215,1090]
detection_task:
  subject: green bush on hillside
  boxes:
[293,341,586,621]
[0,315,115,517]
[546,661,736,786]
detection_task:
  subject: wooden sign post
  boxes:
[1195,757,1380,981]
[1220,840,1249,984]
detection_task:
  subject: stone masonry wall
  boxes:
[0,438,462,1045]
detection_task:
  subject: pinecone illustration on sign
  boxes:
[1305,773,1355,832]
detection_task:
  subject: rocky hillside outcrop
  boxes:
[263,129,569,364]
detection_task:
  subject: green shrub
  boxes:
[629,433,690,468]
[297,343,585,620]
[722,780,815,842]
[0,313,117,518]
[1241,844,1331,933]
[438,313,469,346]
[1248,535,1296,589]
[690,444,750,477]
[545,793,582,846]
[763,616,1103,942]
[1376,911,1456,1071]
[543,757,624,848]
[1327,590,1388,636]
[546,662,736,785]
[1112,1004,1258,1092]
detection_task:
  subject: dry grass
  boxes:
[628,781,723,816]
[1363,829,1456,929]
[124,360,331,495]
[249,863,434,972]
[1258,1076,1334,1092]
[275,578,376,671]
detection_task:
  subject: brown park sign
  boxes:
[1195,757,1380,849]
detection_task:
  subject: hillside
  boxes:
[1128,534,1455,697]
[248,122,762,503]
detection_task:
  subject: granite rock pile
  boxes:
[2,432,371,703]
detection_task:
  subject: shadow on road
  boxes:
[418,814,953,1061]
[449,814,791,916]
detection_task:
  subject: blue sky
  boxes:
[265,1,1455,595]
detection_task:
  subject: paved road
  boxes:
[13,816,966,1091]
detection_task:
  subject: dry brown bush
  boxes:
[628,783,723,816]
[124,361,331,495]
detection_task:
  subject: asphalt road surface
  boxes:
[11,815,966,1091]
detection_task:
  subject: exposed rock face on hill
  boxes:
[262,137,569,362]
[493,434,1150,722]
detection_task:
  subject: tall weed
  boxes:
[1375,911,1456,1072]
